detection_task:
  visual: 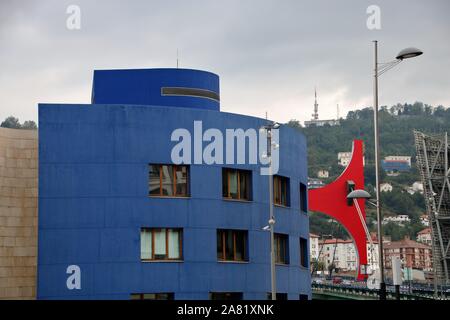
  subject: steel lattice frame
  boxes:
[414,131,450,285]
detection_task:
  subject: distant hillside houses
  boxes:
[338,151,365,167]
[381,155,411,174]
[317,170,329,178]
[420,214,429,226]
[379,182,393,192]
[382,214,411,225]
[308,178,325,189]
[417,228,432,246]
[304,119,340,127]
[406,181,424,195]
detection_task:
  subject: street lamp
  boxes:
[260,121,280,300]
[372,40,423,300]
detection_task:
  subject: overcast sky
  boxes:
[1,0,449,124]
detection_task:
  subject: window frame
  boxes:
[140,228,183,261]
[130,293,174,300]
[222,168,252,201]
[273,175,290,207]
[299,182,308,213]
[217,229,249,262]
[300,237,308,268]
[148,164,190,198]
[274,233,289,265]
[209,292,243,300]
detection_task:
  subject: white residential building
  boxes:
[420,214,430,227]
[382,215,411,225]
[384,155,411,167]
[417,228,432,246]
[338,151,365,167]
[309,233,320,261]
[338,152,352,167]
[318,238,380,273]
[319,239,356,271]
[412,181,424,193]
[379,182,393,192]
[317,170,329,178]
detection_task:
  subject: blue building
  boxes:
[37,68,310,300]
[381,160,411,172]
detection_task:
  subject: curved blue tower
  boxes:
[92,68,220,111]
[37,68,310,300]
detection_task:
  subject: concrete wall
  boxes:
[0,127,38,299]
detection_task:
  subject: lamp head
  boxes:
[347,189,372,200]
[395,47,423,60]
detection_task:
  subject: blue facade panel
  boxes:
[37,69,309,300]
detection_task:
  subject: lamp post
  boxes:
[372,40,422,300]
[261,122,280,300]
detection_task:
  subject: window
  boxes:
[299,294,309,300]
[162,87,220,102]
[300,237,308,268]
[209,292,243,300]
[140,228,183,261]
[222,168,252,200]
[273,175,290,206]
[217,229,248,262]
[274,233,289,264]
[266,293,288,300]
[149,164,189,197]
[130,293,174,300]
[300,182,307,212]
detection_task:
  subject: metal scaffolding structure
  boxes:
[414,130,450,287]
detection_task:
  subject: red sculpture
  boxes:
[308,140,368,280]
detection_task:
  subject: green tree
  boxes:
[1,116,21,129]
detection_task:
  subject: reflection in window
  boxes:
[222,168,251,200]
[217,229,248,262]
[275,233,289,264]
[149,164,189,197]
[273,175,290,206]
[140,228,182,261]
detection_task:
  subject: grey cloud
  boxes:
[0,0,449,124]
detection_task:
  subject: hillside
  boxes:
[288,102,450,241]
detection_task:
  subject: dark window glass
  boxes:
[275,233,289,264]
[130,293,174,300]
[149,164,189,197]
[266,293,288,300]
[273,175,290,206]
[300,182,307,212]
[299,294,309,300]
[209,292,243,300]
[161,87,220,102]
[149,165,161,195]
[300,237,308,268]
[140,228,183,261]
[222,168,251,200]
[217,229,248,262]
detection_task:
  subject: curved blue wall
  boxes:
[37,69,310,300]
[92,68,220,111]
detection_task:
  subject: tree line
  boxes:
[1,116,37,130]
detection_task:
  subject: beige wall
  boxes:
[0,127,38,299]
